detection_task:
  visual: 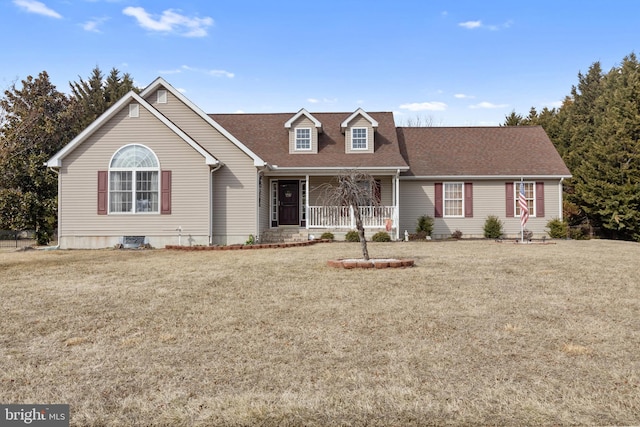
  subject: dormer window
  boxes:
[295,128,311,150]
[351,128,368,150]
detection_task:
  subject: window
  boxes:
[351,127,368,150]
[129,103,139,118]
[295,128,311,150]
[109,145,159,213]
[444,183,463,217]
[514,182,536,217]
[157,90,167,104]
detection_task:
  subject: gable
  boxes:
[47,92,218,168]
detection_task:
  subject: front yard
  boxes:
[1,240,638,426]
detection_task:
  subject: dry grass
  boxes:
[1,240,639,426]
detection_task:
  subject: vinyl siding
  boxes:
[345,116,375,154]
[288,117,318,154]
[146,89,258,245]
[399,179,563,238]
[58,102,210,248]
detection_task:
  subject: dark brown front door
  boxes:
[278,181,299,225]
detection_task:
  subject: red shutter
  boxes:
[161,170,172,214]
[98,171,108,215]
[505,182,514,217]
[434,182,443,218]
[536,182,545,217]
[464,182,473,218]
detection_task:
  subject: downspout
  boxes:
[209,163,223,245]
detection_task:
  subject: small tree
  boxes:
[318,170,378,260]
[483,215,504,238]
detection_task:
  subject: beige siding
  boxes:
[58,102,210,248]
[288,117,318,154]
[399,179,563,239]
[345,116,374,154]
[146,89,258,245]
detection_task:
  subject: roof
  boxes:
[397,126,571,178]
[210,111,409,172]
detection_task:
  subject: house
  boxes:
[46,78,571,249]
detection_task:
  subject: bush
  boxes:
[320,232,335,241]
[483,215,504,239]
[546,218,569,239]
[409,231,428,241]
[345,230,360,242]
[416,215,434,236]
[451,229,463,239]
[371,231,391,242]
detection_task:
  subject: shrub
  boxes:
[245,234,255,245]
[569,224,591,240]
[546,218,569,239]
[320,232,335,241]
[451,229,463,239]
[416,215,434,236]
[409,231,428,241]
[483,215,504,239]
[345,230,360,242]
[371,231,391,242]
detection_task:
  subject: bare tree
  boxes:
[317,170,378,260]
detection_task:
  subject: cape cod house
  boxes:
[46,78,571,249]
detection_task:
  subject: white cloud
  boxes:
[454,93,474,99]
[82,17,109,33]
[13,0,61,18]
[122,7,213,37]
[459,19,513,31]
[469,101,509,109]
[307,98,319,104]
[458,20,482,29]
[208,69,234,78]
[399,101,447,112]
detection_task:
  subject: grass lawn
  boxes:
[1,240,639,426]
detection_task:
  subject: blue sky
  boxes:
[1,0,638,126]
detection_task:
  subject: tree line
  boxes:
[0,67,136,244]
[505,52,640,241]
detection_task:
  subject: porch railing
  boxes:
[308,206,397,229]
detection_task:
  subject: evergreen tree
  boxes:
[573,54,640,240]
[69,66,137,134]
[0,72,74,244]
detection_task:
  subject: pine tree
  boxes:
[573,54,640,240]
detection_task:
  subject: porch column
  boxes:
[394,170,400,241]
[306,174,310,230]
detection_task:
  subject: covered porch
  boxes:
[265,173,401,240]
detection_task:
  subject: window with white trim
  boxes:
[109,145,159,213]
[129,103,139,118]
[514,181,536,217]
[295,128,311,150]
[157,90,167,104]
[444,182,463,217]
[351,127,368,150]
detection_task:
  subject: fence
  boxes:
[0,230,37,248]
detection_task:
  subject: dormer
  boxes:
[285,109,323,154]
[341,108,378,154]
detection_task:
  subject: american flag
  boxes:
[519,182,529,227]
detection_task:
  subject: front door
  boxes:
[278,180,299,225]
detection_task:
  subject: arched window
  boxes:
[109,145,159,213]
